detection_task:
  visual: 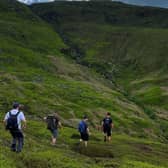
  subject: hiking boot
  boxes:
[16,150,21,153]
[11,144,16,152]
[11,148,16,152]
[50,142,56,146]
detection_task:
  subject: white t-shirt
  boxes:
[4,109,26,130]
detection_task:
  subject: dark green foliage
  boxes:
[75,143,114,158]
[143,108,156,120]
[160,120,168,140]
[31,1,168,28]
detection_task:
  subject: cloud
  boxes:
[17,0,55,5]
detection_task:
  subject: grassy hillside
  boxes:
[31,1,168,73]
[1,0,163,138]
[31,0,168,140]
[1,121,168,168]
[31,1,168,28]
[0,1,168,168]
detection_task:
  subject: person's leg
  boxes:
[52,136,56,144]
[84,133,89,147]
[50,129,55,145]
[103,128,107,142]
[84,141,88,147]
[17,130,24,152]
[80,133,83,142]
[51,129,57,145]
[107,128,112,142]
[10,131,17,151]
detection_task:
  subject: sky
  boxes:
[17,0,168,8]
[17,0,55,5]
[112,0,168,8]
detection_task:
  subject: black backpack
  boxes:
[103,118,111,128]
[6,111,20,130]
[46,116,58,130]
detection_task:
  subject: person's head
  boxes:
[106,112,111,118]
[53,112,59,118]
[19,104,24,111]
[13,102,20,109]
[83,115,88,122]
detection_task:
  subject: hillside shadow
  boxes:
[73,143,114,158]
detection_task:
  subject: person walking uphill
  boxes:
[102,112,114,142]
[4,102,26,153]
[45,113,62,145]
[78,116,90,147]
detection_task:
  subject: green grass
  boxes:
[0,119,168,168]
[0,1,168,167]
[121,160,167,168]
[0,0,159,140]
[30,1,168,142]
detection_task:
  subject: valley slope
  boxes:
[0,1,167,168]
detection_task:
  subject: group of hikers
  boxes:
[3,102,114,153]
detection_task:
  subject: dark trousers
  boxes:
[10,130,24,152]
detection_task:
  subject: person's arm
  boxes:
[22,119,27,129]
[111,119,114,128]
[20,112,26,129]
[3,118,7,125]
[86,123,91,135]
[58,121,62,128]
[3,112,9,127]
[3,119,7,127]
[87,127,90,135]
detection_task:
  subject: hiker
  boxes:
[78,116,90,147]
[102,112,114,142]
[4,102,26,153]
[44,113,62,145]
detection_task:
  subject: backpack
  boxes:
[78,121,86,133]
[6,111,20,130]
[103,118,111,128]
[47,116,58,130]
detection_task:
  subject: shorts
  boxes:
[50,129,58,138]
[103,127,112,136]
[80,132,89,141]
